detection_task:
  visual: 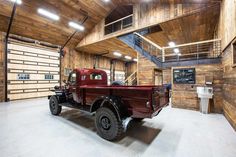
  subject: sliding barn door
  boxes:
[7,40,60,100]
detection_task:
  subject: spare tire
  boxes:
[111,81,124,86]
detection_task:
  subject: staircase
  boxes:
[118,32,221,68]
[124,71,137,86]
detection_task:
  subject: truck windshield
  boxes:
[90,73,102,80]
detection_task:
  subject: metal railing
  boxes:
[134,32,164,62]
[133,32,221,63]
[162,39,221,62]
[105,14,133,35]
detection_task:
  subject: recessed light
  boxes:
[38,8,60,21]
[133,58,138,62]
[168,42,176,47]
[10,0,22,5]
[174,48,180,53]
[125,56,132,60]
[69,22,85,31]
[113,52,122,57]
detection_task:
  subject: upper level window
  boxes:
[104,5,133,35]
[45,74,54,80]
[18,74,30,80]
[69,72,77,84]
[90,73,102,80]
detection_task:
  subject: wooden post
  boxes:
[162,48,165,62]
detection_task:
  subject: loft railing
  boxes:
[162,39,221,62]
[133,32,221,63]
[105,14,133,35]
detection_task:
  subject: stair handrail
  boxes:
[124,70,137,84]
[133,32,163,50]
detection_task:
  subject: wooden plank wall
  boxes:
[137,53,156,85]
[222,45,236,130]
[171,65,223,113]
[0,32,4,102]
[217,0,236,49]
[61,48,127,82]
[217,0,236,131]
[137,54,171,85]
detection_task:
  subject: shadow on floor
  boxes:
[59,109,161,145]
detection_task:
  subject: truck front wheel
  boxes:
[49,96,62,115]
[95,107,123,141]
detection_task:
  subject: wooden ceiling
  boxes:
[0,0,221,50]
[145,4,220,47]
[76,37,137,60]
[0,0,117,47]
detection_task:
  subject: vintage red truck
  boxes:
[48,68,169,141]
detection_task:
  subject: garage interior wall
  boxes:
[171,65,223,113]
[218,0,236,130]
[61,48,136,83]
[0,32,5,102]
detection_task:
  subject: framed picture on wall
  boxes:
[173,68,196,84]
[232,38,236,67]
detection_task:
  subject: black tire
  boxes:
[49,96,62,115]
[133,118,144,122]
[95,107,123,141]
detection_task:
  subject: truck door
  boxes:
[68,72,81,103]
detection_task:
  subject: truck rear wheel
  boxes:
[49,96,62,115]
[95,107,123,141]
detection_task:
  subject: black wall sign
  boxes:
[173,68,196,84]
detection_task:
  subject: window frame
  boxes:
[90,73,103,80]
[232,38,236,68]
[68,72,77,85]
[17,73,30,80]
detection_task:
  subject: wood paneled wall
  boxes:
[171,65,223,113]
[61,48,127,82]
[137,54,171,85]
[0,32,4,102]
[222,44,236,130]
[217,0,236,49]
[137,54,156,85]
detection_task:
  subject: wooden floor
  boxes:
[0,98,236,157]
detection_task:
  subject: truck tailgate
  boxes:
[152,86,169,110]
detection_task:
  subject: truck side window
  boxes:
[69,72,77,84]
[90,73,102,80]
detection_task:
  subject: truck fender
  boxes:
[90,96,128,122]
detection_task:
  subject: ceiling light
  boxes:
[168,41,176,47]
[38,8,60,21]
[133,58,138,62]
[69,22,85,31]
[10,0,22,5]
[113,52,122,57]
[174,48,180,54]
[125,56,132,60]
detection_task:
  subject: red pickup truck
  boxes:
[49,68,169,141]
